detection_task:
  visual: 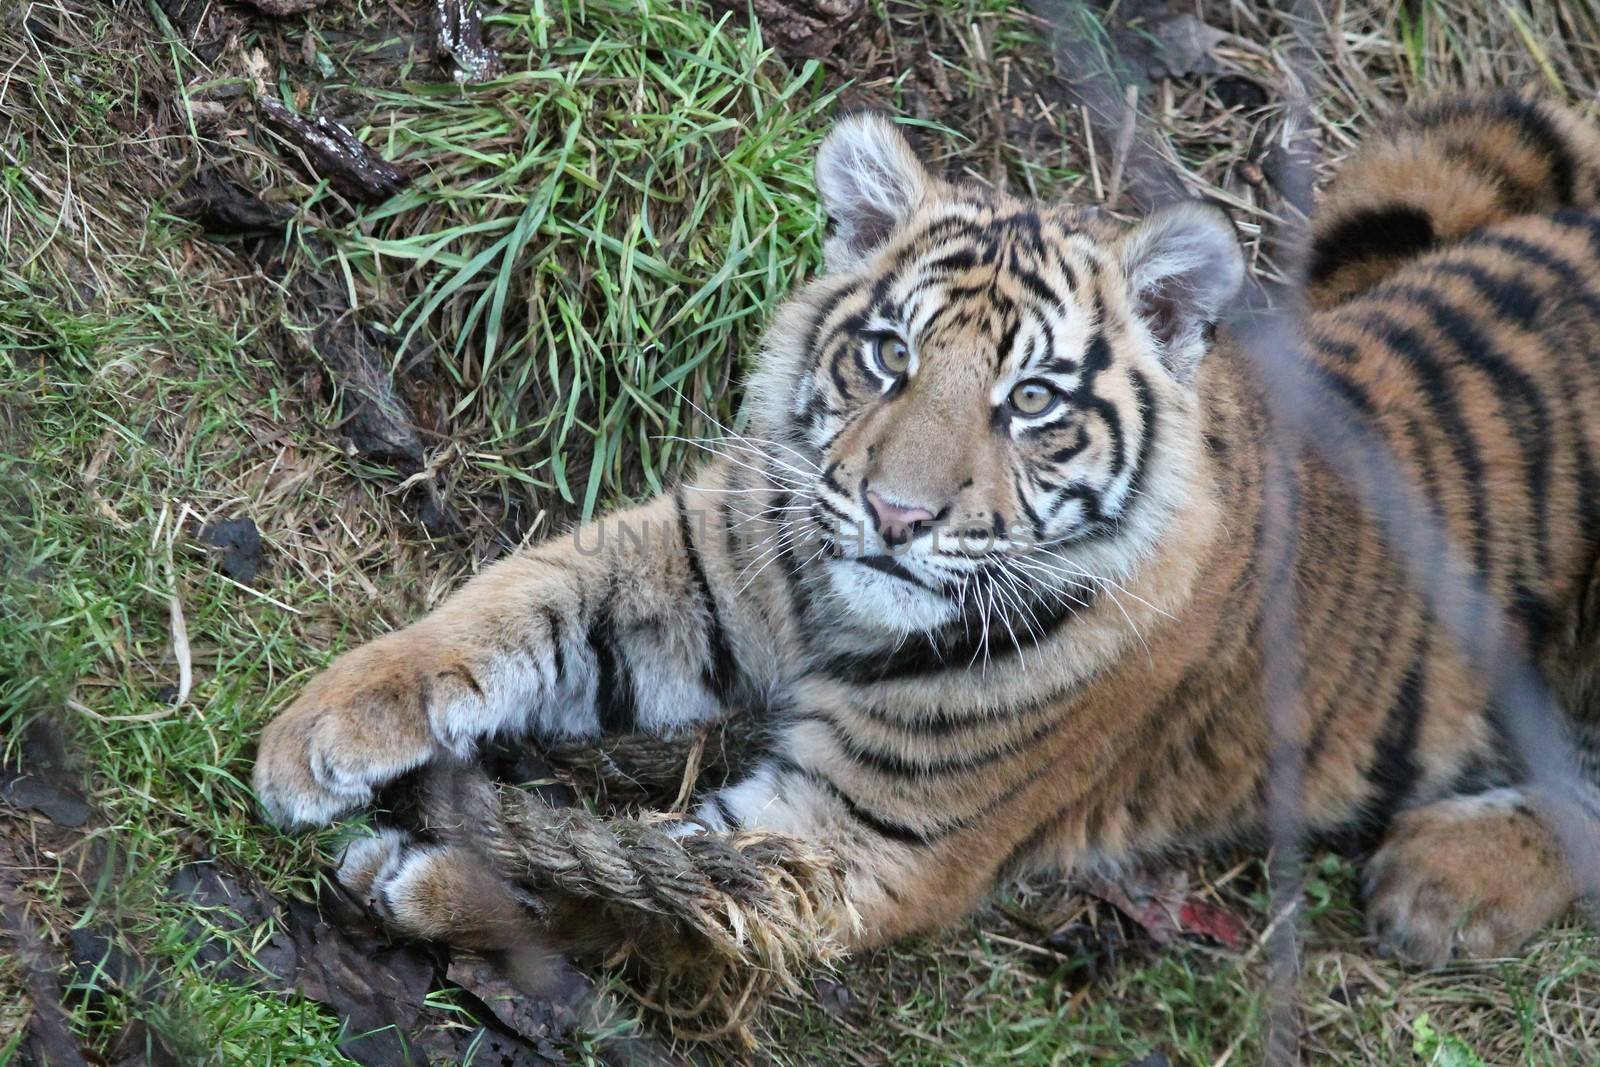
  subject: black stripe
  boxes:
[1512,582,1559,649]
[589,609,638,734]
[827,338,859,402]
[1047,242,1081,293]
[1103,367,1159,532]
[1445,747,1514,797]
[1007,262,1069,311]
[768,754,928,844]
[1377,277,1553,574]
[1048,484,1103,524]
[773,493,815,629]
[1413,94,1577,205]
[719,467,742,583]
[711,792,740,830]
[1067,334,1125,488]
[801,282,853,359]
[922,248,980,274]
[798,390,836,437]
[853,553,935,591]
[1306,340,1449,524]
[817,572,1094,683]
[819,461,850,498]
[1425,261,1542,327]
[441,665,484,698]
[1471,215,1600,547]
[1307,206,1436,289]
[540,607,565,682]
[1013,468,1047,538]
[1477,217,1600,366]
[676,487,740,703]
[800,706,1060,777]
[922,741,1073,842]
[1045,427,1090,465]
[1080,330,1113,377]
[995,317,1022,373]
[1302,526,1385,769]
[1436,141,1541,211]
[811,493,855,528]
[908,215,994,251]
[853,687,1079,738]
[1350,309,1493,576]
[1488,95,1576,203]
[832,789,929,844]
[1365,643,1428,821]
[1034,317,1058,370]
[1000,210,1043,240]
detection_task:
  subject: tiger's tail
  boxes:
[1306,93,1600,308]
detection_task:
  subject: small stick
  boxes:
[257,97,409,205]
[1081,104,1104,202]
[435,0,505,83]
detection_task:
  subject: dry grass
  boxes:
[5,0,1600,1063]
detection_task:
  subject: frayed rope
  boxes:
[415,740,856,1046]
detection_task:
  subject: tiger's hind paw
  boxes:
[337,832,539,951]
[1364,789,1576,968]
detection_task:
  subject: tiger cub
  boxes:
[256,94,1600,967]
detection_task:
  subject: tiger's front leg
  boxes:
[254,481,754,829]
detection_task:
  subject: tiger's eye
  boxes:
[1009,380,1060,417]
[874,336,912,376]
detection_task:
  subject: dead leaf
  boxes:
[1129,1052,1174,1067]
[0,878,92,1067]
[285,895,441,1066]
[198,517,266,583]
[1084,867,1250,950]
[812,976,851,1019]
[447,955,575,1047]
[167,862,298,986]
[708,0,864,59]
[1106,0,1228,84]
[173,170,292,235]
[0,717,91,828]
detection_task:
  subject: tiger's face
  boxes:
[745,115,1244,635]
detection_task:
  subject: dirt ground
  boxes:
[6,0,1600,1064]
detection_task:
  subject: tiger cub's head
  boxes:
[746,115,1245,635]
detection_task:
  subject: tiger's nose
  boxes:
[865,490,937,548]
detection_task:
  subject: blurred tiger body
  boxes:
[256,94,1600,967]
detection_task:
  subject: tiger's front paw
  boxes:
[253,632,482,829]
[1364,790,1576,968]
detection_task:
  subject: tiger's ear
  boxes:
[816,113,928,270]
[1118,201,1245,380]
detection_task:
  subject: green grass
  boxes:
[1,274,359,1058]
[297,0,840,520]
